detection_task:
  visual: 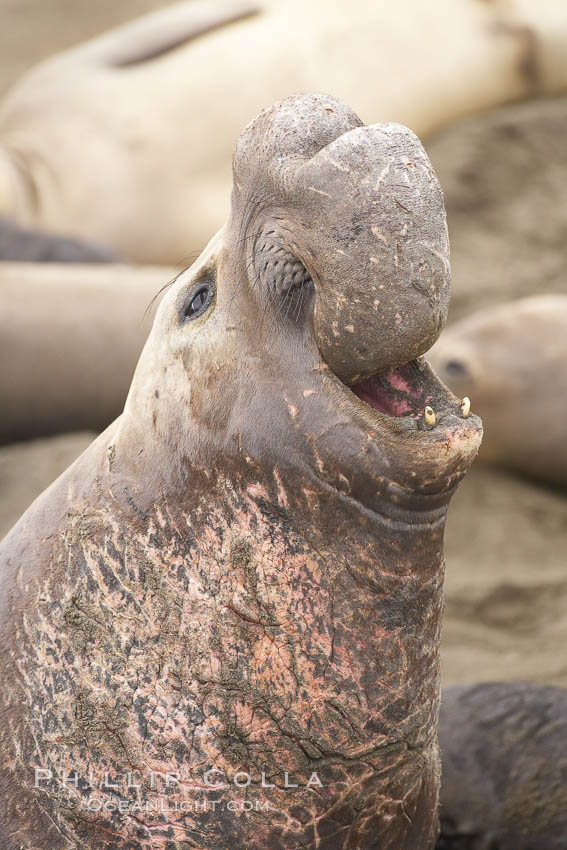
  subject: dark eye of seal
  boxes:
[445,359,468,378]
[180,283,214,323]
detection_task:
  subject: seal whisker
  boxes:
[149,233,264,325]
[223,241,299,347]
[294,280,305,322]
[221,242,265,313]
[143,267,188,320]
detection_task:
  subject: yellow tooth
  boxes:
[461,397,471,418]
[424,406,436,427]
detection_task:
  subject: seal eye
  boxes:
[444,359,468,378]
[181,283,213,323]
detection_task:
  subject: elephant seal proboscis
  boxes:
[0,93,482,850]
[1,0,567,262]
[437,682,567,850]
[429,295,567,487]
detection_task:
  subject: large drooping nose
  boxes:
[296,123,451,384]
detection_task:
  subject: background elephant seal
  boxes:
[0,262,172,443]
[0,215,116,261]
[1,0,567,263]
[437,682,567,849]
[429,295,567,487]
[0,92,481,849]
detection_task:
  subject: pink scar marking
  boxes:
[286,400,299,419]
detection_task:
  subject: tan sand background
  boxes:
[0,0,566,690]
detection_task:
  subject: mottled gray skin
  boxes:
[0,215,116,261]
[437,683,567,849]
[0,93,481,849]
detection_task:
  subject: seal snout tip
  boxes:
[345,356,481,451]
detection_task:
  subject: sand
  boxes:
[426,96,567,322]
[442,466,567,687]
[0,432,94,537]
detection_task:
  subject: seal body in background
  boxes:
[1,0,567,262]
[0,93,481,849]
[429,295,567,487]
[438,682,567,850]
[0,215,116,261]
[0,262,172,442]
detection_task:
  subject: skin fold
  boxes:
[0,93,481,849]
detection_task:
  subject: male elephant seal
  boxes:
[437,682,567,849]
[0,93,482,849]
[429,295,567,487]
[1,0,567,262]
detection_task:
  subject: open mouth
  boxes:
[349,357,471,430]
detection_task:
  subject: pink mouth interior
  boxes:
[352,366,430,418]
